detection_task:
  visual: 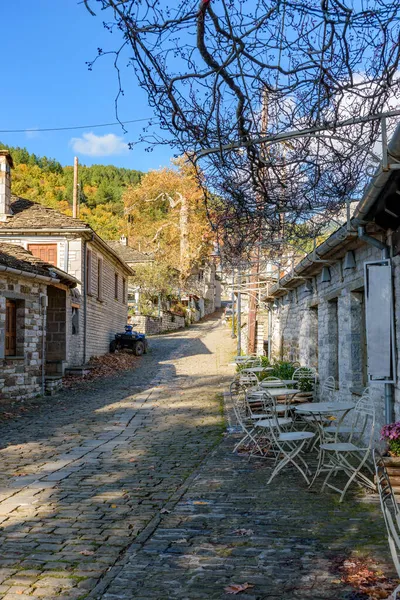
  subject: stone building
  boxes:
[266,123,400,437]
[0,243,77,401]
[0,151,132,371]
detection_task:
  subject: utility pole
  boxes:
[179,194,189,284]
[73,156,79,218]
[237,266,242,356]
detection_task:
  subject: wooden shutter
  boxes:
[5,299,16,356]
[28,244,57,266]
[97,257,103,301]
[86,249,93,295]
[115,273,119,300]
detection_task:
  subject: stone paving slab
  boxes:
[0,314,233,599]
[0,314,395,599]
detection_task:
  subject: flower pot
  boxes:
[380,456,400,499]
[292,391,313,403]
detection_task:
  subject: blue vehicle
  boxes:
[109,325,148,356]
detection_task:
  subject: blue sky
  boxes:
[1,1,174,172]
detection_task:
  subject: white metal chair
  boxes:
[320,392,375,502]
[293,366,317,396]
[319,376,336,401]
[238,371,259,390]
[251,391,293,458]
[230,381,263,455]
[374,450,400,599]
[254,391,315,483]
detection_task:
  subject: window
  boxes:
[5,299,16,356]
[97,257,103,301]
[86,249,93,295]
[115,273,119,300]
[122,278,126,304]
[328,299,339,383]
[71,307,79,335]
[28,244,57,266]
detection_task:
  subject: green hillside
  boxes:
[0,143,143,239]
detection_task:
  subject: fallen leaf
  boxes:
[232,529,254,536]
[224,582,254,595]
[111,504,117,508]
[173,538,188,544]
[193,501,209,505]
[79,550,95,556]
[160,508,171,514]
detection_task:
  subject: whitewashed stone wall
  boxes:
[85,242,129,358]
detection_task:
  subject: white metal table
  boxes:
[295,401,355,485]
[242,366,273,374]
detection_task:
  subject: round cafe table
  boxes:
[295,401,355,485]
[242,366,273,373]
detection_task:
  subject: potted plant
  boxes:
[294,374,314,402]
[380,422,400,493]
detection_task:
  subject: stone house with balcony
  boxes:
[0,243,77,401]
[0,151,132,378]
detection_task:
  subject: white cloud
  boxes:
[25,128,39,139]
[70,132,129,157]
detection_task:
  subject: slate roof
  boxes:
[106,241,154,264]
[0,242,62,279]
[0,197,90,231]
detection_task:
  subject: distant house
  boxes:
[108,236,222,319]
[0,151,132,378]
[107,236,154,312]
[0,243,77,400]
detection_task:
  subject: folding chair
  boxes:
[293,366,317,398]
[320,392,375,502]
[230,381,263,455]
[374,450,400,599]
[255,391,315,483]
[319,376,336,401]
[238,371,259,390]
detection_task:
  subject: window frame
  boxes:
[86,248,93,296]
[97,256,103,301]
[5,299,17,357]
[114,272,119,301]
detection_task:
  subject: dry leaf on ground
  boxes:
[160,508,171,514]
[79,550,95,556]
[224,582,254,595]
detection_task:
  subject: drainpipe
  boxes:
[358,226,394,424]
[268,305,272,362]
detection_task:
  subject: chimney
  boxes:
[120,235,128,246]
[0,151,13,221]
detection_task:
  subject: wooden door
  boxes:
[28,244,57,266]
[5,299,16,356]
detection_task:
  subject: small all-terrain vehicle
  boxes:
[109,325,149,356]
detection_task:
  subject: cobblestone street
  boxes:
[0,314,395,599]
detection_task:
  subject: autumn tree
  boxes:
[124,159,214,282]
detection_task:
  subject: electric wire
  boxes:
[0,117,160,134]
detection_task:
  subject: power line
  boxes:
[0,117,159,134]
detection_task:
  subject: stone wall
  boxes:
[132,312,185,335]
[270,241,390,439]
[0,272,47,401]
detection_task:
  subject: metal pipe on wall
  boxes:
[268,305,272,362]
[231,271,236,339]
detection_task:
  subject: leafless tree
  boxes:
[84,0,400,259]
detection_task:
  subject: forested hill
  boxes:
[0,143,143,240]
